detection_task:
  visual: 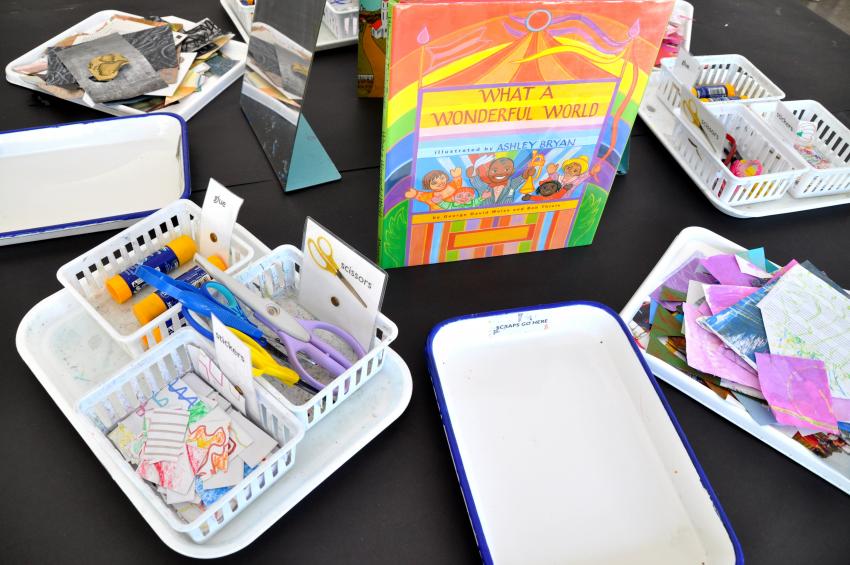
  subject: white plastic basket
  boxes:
[670,103,808,206]
[234,245,398,429]
[76,329,305,543]
[747,100,850,198]
[56,200,256,357]
[322,0,358,40]
[657,54,785,112]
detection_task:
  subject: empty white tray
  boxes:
[0,114,189,245]
[16,288,412,557]
[621,226,850,496]
[428,302,740,564]
[5,10,247,120]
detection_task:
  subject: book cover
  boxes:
[378,0,674,268]
[357,0,389,97]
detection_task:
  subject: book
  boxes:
[378,0,674,268]
[357,0,389,97]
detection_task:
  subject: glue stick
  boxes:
[691,83,736,99]
[105,236,197,304]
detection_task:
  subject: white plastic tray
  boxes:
[639,73,850,217]
[620,226,850,496]
[16,288,412,557]
[5,11,247,121]
[219,0,357,50]
[0,114,189,245]
[428,302,740,564]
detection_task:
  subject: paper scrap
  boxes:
[650,253,716,310]
[186,408,232,479]
[181,18,225,52]
[142,408,189,463]
[758,264,850,399]
[704,285,759,315]
[228,409,276,468]
[702,254,764,287]
[144,52,197,96]
[683,303,760,390]
[55,33,167,103]
[700,280,778,368]
[203,456,245,489]
[686,280,707,306]
[732,392,777,426]
[138,447,195,494]
[755,353,838,434]
[108,412,146,465]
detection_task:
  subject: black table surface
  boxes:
[2,1,849,563]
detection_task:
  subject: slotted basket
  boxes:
[77,329,305,543]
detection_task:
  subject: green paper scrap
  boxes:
[659,285,688,304]
[646,308,710,380]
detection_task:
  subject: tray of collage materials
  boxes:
[15,218,412,557]
[220,0,358,50]
[640,66,850,218]
[5,11,247,120]
[620,226,850,496]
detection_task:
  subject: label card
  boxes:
[200,179,244,262]
[672,49,700,87]
[679,85,726,155]
[299,218,388,350]
[211,315,259,420]
[770,102,800,143]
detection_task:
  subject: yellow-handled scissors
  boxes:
[307,236,368,308]
[229,328,320,394]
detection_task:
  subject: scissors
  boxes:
[195,255,368,383]
[306,236,368,308]
[136,266,323,393]
[228,328,319,394]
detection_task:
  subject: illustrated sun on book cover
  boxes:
[378,0,674,268]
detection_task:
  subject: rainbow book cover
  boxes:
[378,0,674,268]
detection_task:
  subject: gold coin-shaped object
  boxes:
[88,53,129,81]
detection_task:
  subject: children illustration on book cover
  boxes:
[379,1,674,267]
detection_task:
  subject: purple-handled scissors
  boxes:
[195,256,367,383]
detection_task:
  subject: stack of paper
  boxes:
[630,248,850,459]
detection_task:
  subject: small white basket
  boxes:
[657,54,785,113]
[322,0,358,40]
[76,329,305,543]
[56,200,256,357]
[235,245,398,429]
[670,103,808,206]
[747,100,850,198]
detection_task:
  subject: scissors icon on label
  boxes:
[307,236,368,308]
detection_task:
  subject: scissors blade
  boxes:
[195,255,311,342]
